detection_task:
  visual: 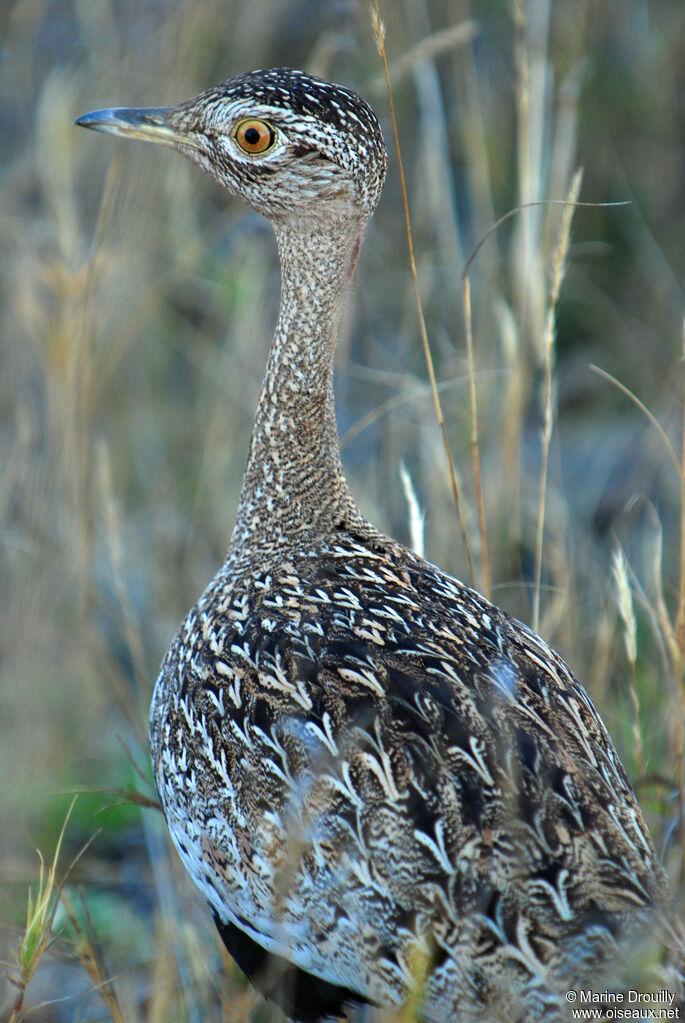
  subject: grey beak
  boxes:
[74,105,199,151]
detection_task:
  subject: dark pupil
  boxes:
[244,127,261,146]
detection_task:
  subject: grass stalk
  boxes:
[97,438,150,738]
[677,320,685,654]
[595,349,685,867]
[71,146,123,617]
[371,0,475,588]
[589,365,680,475]
[400,461,426,558]
[531,167,583,631]
[7,799,91,1022]
[678,320,685,874]
[462,275,490,597]
[61,891,125,1023]
[612,544,644,776]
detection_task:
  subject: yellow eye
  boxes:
[234,119,276,155]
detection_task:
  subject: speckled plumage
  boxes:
[77,69,683,1022]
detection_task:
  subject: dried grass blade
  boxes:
[532,167,583,631]
[61,890,126,1023]
[371,0,475,586]
[589,365,680,475]
[612,544,644,774]
[463,276,489,597]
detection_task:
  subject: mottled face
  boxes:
[76,68,387,220]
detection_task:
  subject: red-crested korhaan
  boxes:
[76,69,683,1022]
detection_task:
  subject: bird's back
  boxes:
[150,523,670,1021]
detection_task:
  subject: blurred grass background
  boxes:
[1,0,684,1018]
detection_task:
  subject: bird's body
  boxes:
[152,530,666,1021]
[76,68,681,1021]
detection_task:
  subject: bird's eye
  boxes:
[234,119,276,155]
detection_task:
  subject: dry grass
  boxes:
[1,0,684,1018]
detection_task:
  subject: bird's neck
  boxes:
[229,210,367,560]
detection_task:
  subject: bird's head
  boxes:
[76,68,387,221]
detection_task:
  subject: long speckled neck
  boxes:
[228,208,367,559]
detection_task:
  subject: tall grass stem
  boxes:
[371,0,475,587]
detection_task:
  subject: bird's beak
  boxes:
[74,106,200,152]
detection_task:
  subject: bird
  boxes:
[76,68,682,1022]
